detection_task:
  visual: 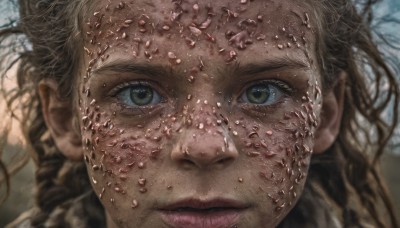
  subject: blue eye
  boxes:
[117,84,162,107]
[240,82,285,105]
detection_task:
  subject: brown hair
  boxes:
[1,0,399,227]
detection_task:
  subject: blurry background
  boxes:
[0,0,399,226]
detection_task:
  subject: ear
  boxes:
[313,72,346,154]
[38,79,83,160]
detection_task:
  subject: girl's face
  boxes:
[79,0,322,227]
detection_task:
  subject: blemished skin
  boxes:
[39,0,345,227]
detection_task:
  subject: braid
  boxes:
[1,89,105,227]
[0,0,106,226]
[30,137,105,227]
[26,110,104,227]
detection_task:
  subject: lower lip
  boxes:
[159,209,243,228]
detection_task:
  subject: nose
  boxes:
[171,128,239,170]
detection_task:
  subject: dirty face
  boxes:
[79,0,321,227]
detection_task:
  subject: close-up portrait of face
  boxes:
[1,0,399,228]
[58,0,338,227]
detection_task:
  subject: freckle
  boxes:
[248,131,258,138]
[122,19,133,24]
[187,75,195,83]
[184,37,196,48]
[260,140,268,148]
[99,187,105,199]
[138,19,146,26]
[138,162,145,169]
[189,26,202,36]
[145,40,151,48]
[92,164,100,171]
[168,51,177,59]
[193,3,199,11]
[116,1,125,9]
[144,51,151,58]
[82,115,89,123]
[220,114,229,125]
[120,175,127,181]
[199,17,212,30]
[265,151,277,158]
[119,167,128,174]
[227,50,237,62]
[198,123,205,130]
[275,203,285,212]
[84,138,91,146]
[247,151,260,157]
[138,178,146,186]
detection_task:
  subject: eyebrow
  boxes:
[233,56,310,76]
[92,56,309,79]
[92,61,171,78]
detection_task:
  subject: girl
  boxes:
[1,0,399,227]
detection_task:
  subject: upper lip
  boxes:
[158,198,250,211]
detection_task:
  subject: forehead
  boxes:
[83,0,316,69]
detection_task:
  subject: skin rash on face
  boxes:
[78,0,322,227]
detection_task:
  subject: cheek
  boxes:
[230,100,317,213]
[80,107,165,187]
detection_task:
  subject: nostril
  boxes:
[182,159,197,167]
[217,157,233,165]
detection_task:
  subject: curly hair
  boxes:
[0,0,399,227]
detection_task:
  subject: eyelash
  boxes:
[239,80,293,100]
[109,81,165,109]
[108,79,293,113]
